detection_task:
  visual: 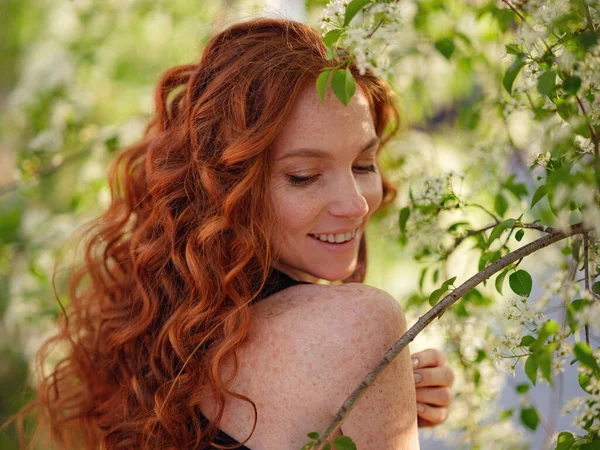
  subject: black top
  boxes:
[200,268,308,449]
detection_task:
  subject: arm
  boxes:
[323,284,420,450]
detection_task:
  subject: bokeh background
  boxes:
[1,0,593,448]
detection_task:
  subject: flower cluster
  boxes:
[320,0,403,78]
[562,364,600,434]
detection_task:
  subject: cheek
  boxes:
[270,183,323,233]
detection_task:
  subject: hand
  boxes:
[411,348,454,427]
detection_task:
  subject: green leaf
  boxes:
[579,371,591,394]
[331,69,356,106]
[428,277,456,306]
[323,29,343,48]
[531,184,548,208]
[307,432,319,440]
[399,207,410,234]
[478,250,501,272]
[448,221,470,233]
[503,175,528,199]
[593,281,600,295]
[556,99,576,121]
[429,288,446,306]
[515,229,524,241]
[567,298,589,333]
[316,70,332,103]
[525,354,538,385]
[323,444,331,450]
[574,342,600,372]
[442,276,457,289]
[503,54,527,95]
[520,406,539,431]
[435,38,455,60]
[325,46,336,60]
[502,219,517,228]
[488,223,507,246]
[495,269,509,295]
[505,44,521,55]
[563,76,582,96]
[540,320,560,338]
[519,335,535,347]
[516,383,530,394]
[494,193,508,217]
[105,135,120,152]
[475,349,486,363]
[580,29,598,50]
[344,0,371,26]
[538,348,553,383]
[579,443,600,450]
[537,70,556,96]
[509,270,532,297]
[334,435,357,450]
[556,432,575,450]
[500,408,514,420]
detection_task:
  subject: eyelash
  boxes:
[287,165,378,186]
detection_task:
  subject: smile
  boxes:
[308,228,357,244]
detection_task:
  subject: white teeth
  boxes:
[311,229,358,244]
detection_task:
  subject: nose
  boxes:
[327,175,370,218]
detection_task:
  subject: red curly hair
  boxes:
[3,17,400,449]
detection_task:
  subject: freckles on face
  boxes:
[267,84,384,282]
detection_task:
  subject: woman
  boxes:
[4,17,453,449]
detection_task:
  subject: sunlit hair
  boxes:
[3,17,400,449]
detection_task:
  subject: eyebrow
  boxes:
[277,136,381,161]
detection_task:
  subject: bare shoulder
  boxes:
[252,281,406,335]
[248,281,408,402]
[204,283,415,449]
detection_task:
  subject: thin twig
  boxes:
[576,96,599,152]
[311,222,587,449]
[584,232,591,346]
[463,202,501,224]
[502,0,552,53]
[446,221,554,256]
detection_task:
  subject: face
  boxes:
[269,84,383,283]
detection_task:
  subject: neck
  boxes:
[272,263,326,284]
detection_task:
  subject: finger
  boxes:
[415,387,453,407]
[410,348,448,369]
[416,403,449,426]
[414,366,455,388]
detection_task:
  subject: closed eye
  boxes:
[353,164,377,173]
[287,174,320,186]
[286,165,377,187]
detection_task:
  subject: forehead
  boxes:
[271,83,376,157]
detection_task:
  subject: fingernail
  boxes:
[412,357,419,368]
[417,403,425,412]
[414,373,422,384]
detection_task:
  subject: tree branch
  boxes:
[311,222,587,450]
